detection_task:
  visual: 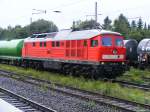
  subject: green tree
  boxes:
[128,31,143,42]
[0,19,58,40]
[72,19,100,30]
[137,18,143,30]
[113,14,130,38]
[0,28,3,39]
[103,16,112,30]
[148,25,150,30]
[29,19,58,34]
[131,20,136,31]
[14,26,28,39]
[144,22,147,30]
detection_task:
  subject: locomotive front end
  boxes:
[97,31,127,78]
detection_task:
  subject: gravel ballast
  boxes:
[0,75,123,112]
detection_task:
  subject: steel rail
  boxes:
[0,86,56,112]
[113,79,150,91]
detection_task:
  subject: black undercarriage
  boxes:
[0,57,127,79]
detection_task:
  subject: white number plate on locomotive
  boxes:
[102,55,124,59]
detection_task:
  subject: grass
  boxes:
[117,67,150,85]
[0,64,149,105]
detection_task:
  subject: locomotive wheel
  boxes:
[72,65,80,76]
[62,65,72,75]
[91,69,99,80]
[35,62,40,70]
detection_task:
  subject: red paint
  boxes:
[22,34,126,63]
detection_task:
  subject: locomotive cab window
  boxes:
[102,37,112,46]
[91,40,98,47]
[56,41,60,47]
[116,38,123,47]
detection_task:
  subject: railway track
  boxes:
[111,79,150,91]
[142,77,150,81]
[0,86,56,112]
[0,69,149,112]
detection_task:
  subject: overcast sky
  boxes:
[0,0,149,29]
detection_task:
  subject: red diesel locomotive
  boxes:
[22,29,126,78]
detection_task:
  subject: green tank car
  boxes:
[0,39,24,58]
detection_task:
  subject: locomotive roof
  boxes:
[25,29,121,42]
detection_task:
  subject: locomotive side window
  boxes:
[83,40,87,46]
[40,42,43,47]
[102,37,112,46]
[32,42,36,47]
[56,41,60,47]
[116,38,123,47]
[44,42,46,47]
[52,41,55,47]
[91,40,98,47]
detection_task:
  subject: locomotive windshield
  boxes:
[102,37,112,46]
[116,38,123,47]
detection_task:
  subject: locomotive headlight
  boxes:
[101,62,104,64]
[113,49,117,54]
[122,62,125,65]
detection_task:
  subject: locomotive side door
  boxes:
[82,40,88,60]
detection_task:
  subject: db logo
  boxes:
[113,49,117,54]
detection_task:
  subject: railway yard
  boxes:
[0,0,150,111]
[0,64,149,112]
[0,26,149,112]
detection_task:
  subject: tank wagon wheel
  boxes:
[15,60,21,66]
[34,62,39,70]
[22,60,29,68]
[138,63,145,70]
[81,66,90,78]
[91,70,97,80]
[91,68,99,80]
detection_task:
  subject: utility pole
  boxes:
[95,2,98,23]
